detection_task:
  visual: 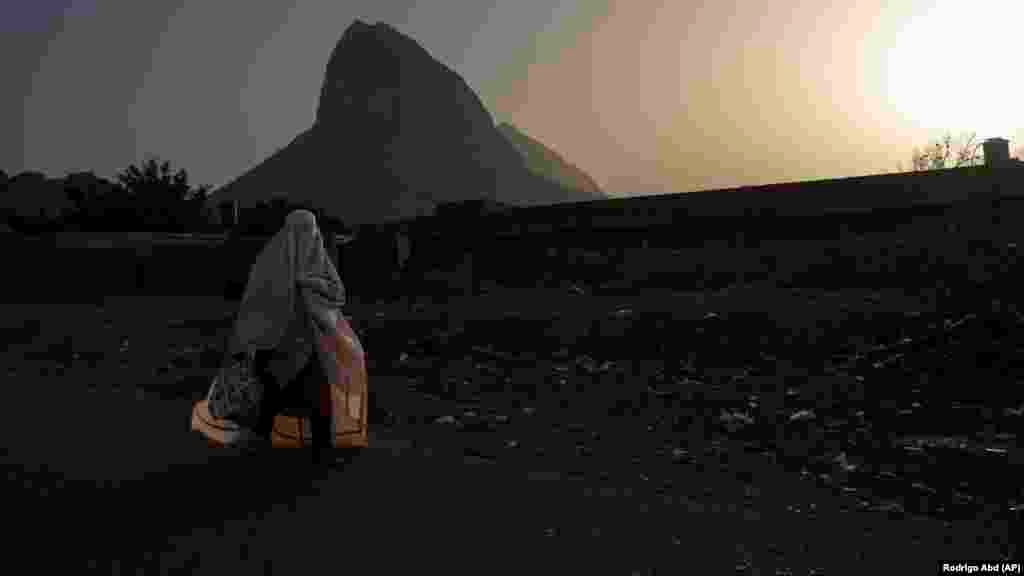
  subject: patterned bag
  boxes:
[207,349,265,425]
[192,314,369,449]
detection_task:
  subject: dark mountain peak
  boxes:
[213,20,601,226]
[343,19,393,35]
[315,19,480,131]
[334,19,415,57]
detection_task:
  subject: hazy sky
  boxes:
[4,0,1024,196]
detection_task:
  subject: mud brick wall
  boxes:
[0,237,146,301]
[3,192,1022,302]
[340,228,405,300]
[0,235,265,301]
[397,229,477,297]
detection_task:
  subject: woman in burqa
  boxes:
[203,209,357,459]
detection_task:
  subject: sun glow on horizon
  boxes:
[884,0,1024,140]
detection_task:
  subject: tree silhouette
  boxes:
[114,155,214,231]
[3,171,70,233]
[2,159,219,233]
[53,156,216,232]
[909,132,983,171]
[64,171,132,231]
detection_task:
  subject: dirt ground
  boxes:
[1,287,1018,574]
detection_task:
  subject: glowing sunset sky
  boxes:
[3,0,1023,197]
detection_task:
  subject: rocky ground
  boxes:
[1,285,1020,573]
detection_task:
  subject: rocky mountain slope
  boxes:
[211,20,602,226]
[497,122,603,198]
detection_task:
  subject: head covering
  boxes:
[199,209,367,442]
[229,209,346,363]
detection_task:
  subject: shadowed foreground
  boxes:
[0,294,1016,573]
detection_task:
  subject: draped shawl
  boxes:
[209,209,348,421]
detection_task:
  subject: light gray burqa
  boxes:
[209,209,346,421]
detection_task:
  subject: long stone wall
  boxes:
[2,192,1018,303]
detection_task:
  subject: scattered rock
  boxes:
[789,409,815,423]
[869,500,905,514]
[911,481,937,495]
[720,410,755,432]
[647,384,679,398]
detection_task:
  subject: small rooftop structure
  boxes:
[983,137,1011,166]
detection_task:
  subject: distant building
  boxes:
[983,137,1012,166]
